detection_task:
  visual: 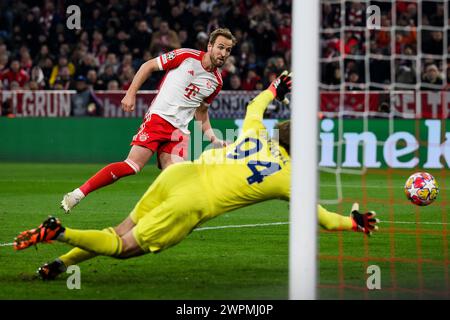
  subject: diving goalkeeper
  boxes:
[13,71,379,279]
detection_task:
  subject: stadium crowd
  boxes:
[2,0,447,94]
[320,0,450,91]
[0,0,292,92]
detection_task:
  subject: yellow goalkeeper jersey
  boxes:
[194,90,290,218]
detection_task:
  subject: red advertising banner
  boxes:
[2,90,450,119]
[0,91,72,117]
[320,91,450,119]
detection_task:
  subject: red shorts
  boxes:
[131,113,189,161]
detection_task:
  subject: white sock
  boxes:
[73,188,86,199]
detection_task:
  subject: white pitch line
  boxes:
[195,222,289,231]
[0,242,14,247]
[320,183,449,190]
[194,219,449,232]
[379,220,450,225]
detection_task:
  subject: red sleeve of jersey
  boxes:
[159,49,201,71]
[204,69,223,104]
[204,83,222,104]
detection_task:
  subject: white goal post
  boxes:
[289,0,320,299]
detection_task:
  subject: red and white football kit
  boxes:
[65,49,224,205]
[131,48,223,160]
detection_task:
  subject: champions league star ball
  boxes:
[404,172,439,206]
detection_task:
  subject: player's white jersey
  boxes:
[148,48,223,134]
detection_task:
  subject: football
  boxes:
[404,172,439,206]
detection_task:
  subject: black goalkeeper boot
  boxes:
[37,259,67,280]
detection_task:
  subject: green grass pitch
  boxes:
[0,163,448,299]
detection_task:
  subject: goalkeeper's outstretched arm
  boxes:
[318,203,379,236]
[241,71,292,132]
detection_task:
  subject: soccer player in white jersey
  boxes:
[61,28,236,213]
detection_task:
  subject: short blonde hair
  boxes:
[274,120,291,154]
[209,28,236,46]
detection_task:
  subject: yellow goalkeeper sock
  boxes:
[60,227,123,257]
[59,227,117,266]
[318,205,354,231]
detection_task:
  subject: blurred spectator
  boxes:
[395,60,416,85]
[421,63,443,90]
[86,69,104,90]
[129,20,153,58]
[96,44,109,66]
[200,0,218,13]
[10,81,20,90]
[107,79,120,90]
[345,32,364,55]
[99,64,120,87]
[241,69,261,90]
[224,74,242,90]
[178,29,191,48]
[91,30,105,56]
[276,13,291,54]
[149,20,181,56]
[395,30,417,54]
[30,66,46,89]
[1,59,29,88]
[55,66,72,90]
[22,10,42,55]
[99,53,120,74]
[446,68,450,90]
[34,44,54,67]
[346,71,362,91]
[20,47,33,74]
[250,20,277,62]
[422,31,443,55]
[76,53,98,78]
[322,3,341,28]
[397,2,417,27]
[49,56,75,87]
[1,91,14,117]
[71,75,102,116]
[321,62,341,86]
[0,52,8,72]
[195,31,209,51]
[40,57,54,84]
[264,56,286,79]
[346,2,366,26]
[26,80,39,91]
[119,65,136,90]
[221,55,237,79]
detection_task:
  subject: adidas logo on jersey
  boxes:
[188,70,194,76]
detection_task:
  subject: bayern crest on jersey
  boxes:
[139,132,149,142]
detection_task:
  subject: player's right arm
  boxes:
[121,58,160,112]
[121,49,201,112]
[242,71,292,132]
[282,185,379,236]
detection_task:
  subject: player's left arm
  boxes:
[242,71,292,132]
[195,102,228,148]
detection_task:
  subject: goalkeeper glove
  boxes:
[268,70,292,104]
[350,203,379,236]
